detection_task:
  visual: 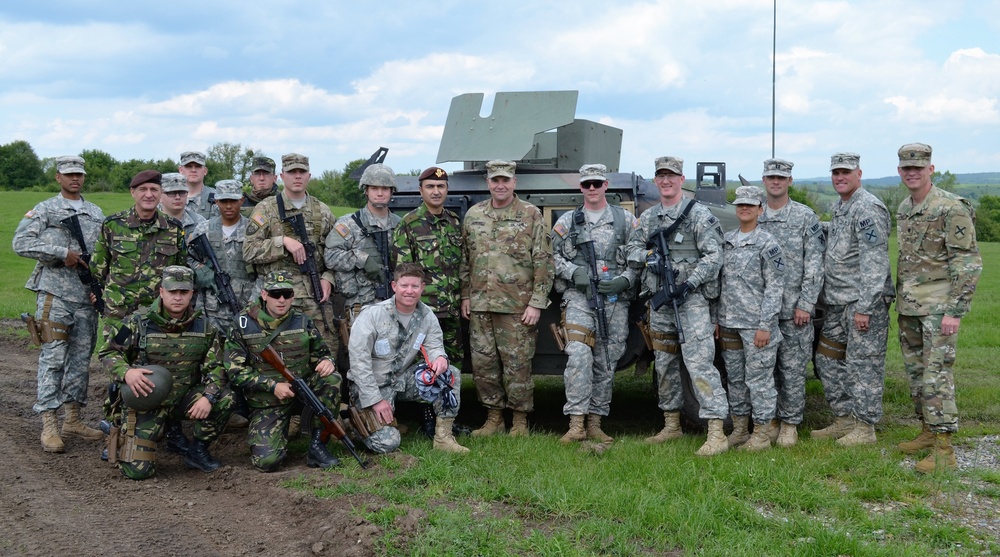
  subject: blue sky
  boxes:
[1,0,998,182]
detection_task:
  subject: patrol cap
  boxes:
[418,166,448,182]
[162,265,194,291]
[579,163,608,183]
[732,185,765,206]
[129,169,162,189]
[251,156,276,173]
[263,269,294,290]
[179,151,206,166]
[55,155,86,175]
[654,156,684,175]
[360,163,397,188]
[282,153,310,172]
[898,143,932,167]
[214,179,244,200]
[762,158,793,178]
[160,172,188,193]
[830,152,861,171]
[485,160,516,179]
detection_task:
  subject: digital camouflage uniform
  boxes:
[161,172,207,236]
[186,184,219,220]
[393,203,464,363]
[348,297,459,453]
[816,185,894,427]
[225,297,338,471]
[98,297,234,480]
[461,195,554,412]
[552,204,638,417]
[325,206,402,318]
[13,192,104,412]
[718,226,784,425]
[626,199,729,420]
[897,185,981,433]
[757,199,825,425]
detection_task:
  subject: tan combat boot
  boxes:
[727,415,750,447]
[810,415,855,440]
[645,411,683,444]
[915,433,957,474]
[472,408,506,437]
[433,418,470,454]
[41,410,65,453]
[776,422,798,448]
[765,418,781,444]
[695,419,729,456]
[61,402,103,441]
[559,415,586,444]
[740,423,771,451]
[837,421,877,446]
[586,414,614,443]
[509,411,530,437]
[898,422,936,454]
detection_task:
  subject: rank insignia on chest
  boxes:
[335,223,351,238]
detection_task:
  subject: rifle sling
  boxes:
[650,198,697,247]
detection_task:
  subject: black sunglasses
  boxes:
[581,181,605,190]
[266,289,295,300]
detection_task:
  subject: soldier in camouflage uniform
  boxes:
[225,270,342,471]
[625,156,730,457]
[159,172,207,236]
[178,150,218,220]
[13,156,106,453]
[756,158,825,447]
[716,185,784,452]
[241,156,279,218]
[551,164,638,444]
[98,266,234,480]
[347,263,469,454]
[460,160,554,437]
[894,143,982,473]
[812,153,894,446]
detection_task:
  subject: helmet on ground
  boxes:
[121,365,173,412]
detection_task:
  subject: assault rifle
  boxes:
[646,228,685,344]
[187,234,242,315]
[281,212,334,332]
[61,214,105,314]
[258,345,369,469]
[578,239,613,373]
[370,229,392,300]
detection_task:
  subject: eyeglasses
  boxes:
[581,181,605,190]
[266,289,295,300]
[163,191,186,198]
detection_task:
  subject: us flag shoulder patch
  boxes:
[335,223,351,238]
[553,223,568,237]
[251,213,267,227]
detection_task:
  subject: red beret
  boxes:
[418,167,448,182]
[129,169,162,188]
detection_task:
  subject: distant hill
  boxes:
[792,172,1000,187]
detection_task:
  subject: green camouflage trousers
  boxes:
[898,314,959,433]
[470,312,536,413]
[439,314,465,365]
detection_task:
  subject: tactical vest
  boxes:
[205,218,254,280]
[238,312,311,407]
[136,316,212,408]
[569,205,631,274]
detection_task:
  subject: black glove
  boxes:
[597,276,630,295]
[572,268,591,294]
[363,257,383,281]
[670,281,692,302]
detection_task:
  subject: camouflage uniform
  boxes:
[626,199,729,420]
[98,297,234,480]
[393,203,464,362]
[242,184,278,218]
[718,226,784,425]
[816,185,893,426]
[461,195,554,412]
[325,206,401,315]
[188,215,256,333]
[225,298,339,471]
[13,191,104,412]
[186,185,218,220]
[552,204,638,417]
[348,297,459,453]
[757,200,825,425]
[897,185,981,433]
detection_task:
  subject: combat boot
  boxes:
[559,415,587,444]
[164,420,190,455]
[776,422,798,448]
[915,433,957,474]
[509,411,530,437]
[40,410,65,453]
[61,402,103,441]
[727,415,750,447]
[645,411,683,444]
[227,414,249,429]
[810,415,855,440]
[694,419,729,456]
[184,438,221,473]
[472,409,506,437]
[765,418,781,444]
[899,422,936,454]
[419,405,436,440]
[740,423,771,451]
[586,414,614,443]
[306,430,342,469]
[836,421,877,446]
[433,418,470,454]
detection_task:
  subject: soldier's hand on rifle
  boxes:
[282,236,306,265]
[315,356,336,377]
[598,276,630,296]
[273,381,295,400]
[753,329,771,348]
[188,396,211,420]
[363,256,382,281]
[64,249,85,269]
[193,265,217,292]
[371,399,395,425]
[670,281,692,302]
[572,268,591,294]
[124,368,156,398]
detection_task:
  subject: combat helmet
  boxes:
[358,163,397,192]
[121,365,174,411]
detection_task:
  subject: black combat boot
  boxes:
[164,420,190,455]
[184,438,221,473]
[419,405,436,439]
[306,430,341,469]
